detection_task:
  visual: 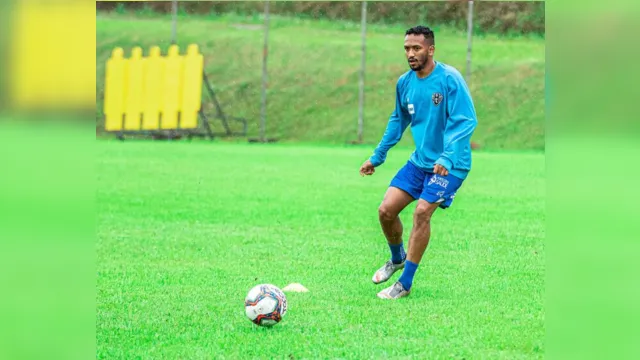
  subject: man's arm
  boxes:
[434,72,478,171]
[369,80,411,167]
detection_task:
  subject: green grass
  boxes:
[96,12,545,150]
[97,141,544,359]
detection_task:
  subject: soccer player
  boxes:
[359,25,478,299]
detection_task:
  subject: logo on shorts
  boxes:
[408,103,415,114]
[432,92,443,106]
[428,175,449,189]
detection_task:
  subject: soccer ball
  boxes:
[244,284,288,327]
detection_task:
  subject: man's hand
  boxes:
[433,164,449,176]
[360,160,376,176]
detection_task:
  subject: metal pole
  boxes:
[171,0,178,44]
[357,1,367,143]
[466,0,474,80]
[260,1,270,142]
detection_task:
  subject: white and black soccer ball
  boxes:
[244,284,288,327]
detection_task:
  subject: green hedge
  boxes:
[97,1,545,36]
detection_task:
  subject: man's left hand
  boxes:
[433,164,449,176]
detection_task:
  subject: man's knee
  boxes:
[414,201,437,223]
[378,203,398,222]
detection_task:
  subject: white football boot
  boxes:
[377,281,411,299]
[372,260,405,284]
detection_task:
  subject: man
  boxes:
[360,25,478,299]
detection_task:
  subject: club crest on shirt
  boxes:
[432,92,443,106]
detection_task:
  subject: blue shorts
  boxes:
[389,161,464,209]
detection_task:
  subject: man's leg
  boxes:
[372,161,424,285]
[377,171,464,299]
[372,187,415,284]
[399,200,440,286]
[377,199,439,298]
[379,187,414,254]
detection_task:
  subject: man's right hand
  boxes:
[360,159,376,176]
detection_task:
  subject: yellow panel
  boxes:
[104,48,126,131]
[142,46,163,130]
[10,1,94,110]
[160,45,183,130]
[124,47,143,131]
[180,44,204,129]
[10,1,42,107]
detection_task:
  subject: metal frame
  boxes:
[201,72,248,138]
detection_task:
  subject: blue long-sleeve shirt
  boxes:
[369,61,478,180]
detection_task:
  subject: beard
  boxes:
[408,57,428,71]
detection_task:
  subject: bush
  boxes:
[96,1,545,36]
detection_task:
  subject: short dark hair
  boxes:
[405,25,435,45]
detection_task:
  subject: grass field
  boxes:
[96,140,545,359]
[96,12,545,150]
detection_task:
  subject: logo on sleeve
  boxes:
[432,92,443,106]
[408,103,415,114]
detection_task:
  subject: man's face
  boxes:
[404,34,434,71]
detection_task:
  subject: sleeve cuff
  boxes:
[435,157,453,171]
[369,156,382,167]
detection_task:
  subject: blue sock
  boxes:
[389,243,406,264]
[398,260,419,291]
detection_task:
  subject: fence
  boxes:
[121,1,476,143]
[97,1,545,149]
